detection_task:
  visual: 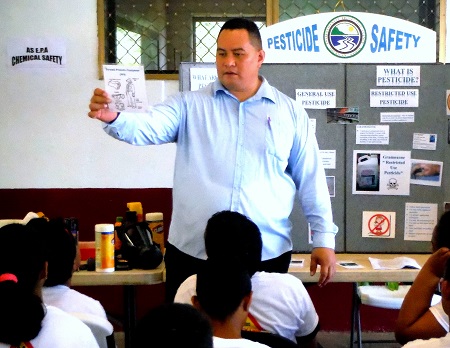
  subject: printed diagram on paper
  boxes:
[103,65,148,113]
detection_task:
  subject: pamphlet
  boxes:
[369,256,421,270]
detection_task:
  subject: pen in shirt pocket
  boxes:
[267,115,272,129]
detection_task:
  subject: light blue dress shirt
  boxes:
[104,77,338,260]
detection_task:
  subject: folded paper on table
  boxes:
[369,256,421,270]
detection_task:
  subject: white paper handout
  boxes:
[103,64,148,113]
[337,261,364,269]
[369,257,421,270]
[290,259,305,268]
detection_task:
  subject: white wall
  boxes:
[0,0,178,188]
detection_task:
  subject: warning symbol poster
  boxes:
[362,211,396,238]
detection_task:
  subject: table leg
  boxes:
[124,285,136,348]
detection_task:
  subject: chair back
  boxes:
[357,284,441,309]
[69,312,114,348]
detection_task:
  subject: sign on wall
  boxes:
[7,37,66,69]
[260,12,436,63]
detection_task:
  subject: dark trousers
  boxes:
[164,241,292,303]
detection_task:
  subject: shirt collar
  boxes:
[213,75,276,104]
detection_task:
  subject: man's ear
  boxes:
[257,49,265,68]
[242,291,253,312]
[40,261,48,281]
[192,295,201,310]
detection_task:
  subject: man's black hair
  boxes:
[219,18,262,50]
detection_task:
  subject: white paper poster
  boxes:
[7,37,66,69]
[412,133,437,150]
[296,89,336,109]
[320,150,336,169]
[404,203,437,241]
[356,125,389,145]
[380,112,415,123]
[376,66,420,86]
[370,89,419,107]
[190,68,217,91]
[103,65,148,113]
[362,211,396,238]
[352,150,411,195]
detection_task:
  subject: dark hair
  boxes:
[219,18,262,50]
[434,210,450,249]
[0,223,46,345]
[133,303,213,348]
[43,218,77,286]
[196,257,252,322]
[204,210,262,276]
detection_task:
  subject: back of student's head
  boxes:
[433,210,450,249]
[133,302,213,348]
[204,210,262,276]
[37,217,76,286]
[0,223,46,345]
[196,256,252,322]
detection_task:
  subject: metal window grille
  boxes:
[100,0,439,78]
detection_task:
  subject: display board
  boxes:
[179,62,449,253]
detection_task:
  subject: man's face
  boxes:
[215,29,264,96]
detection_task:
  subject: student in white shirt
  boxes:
[0,223,98,348]
[402,257,450,347]
[33,217,108,319]
[193,257,270,348]
[396,211,450,344]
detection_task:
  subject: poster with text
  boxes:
[352,150,410,195]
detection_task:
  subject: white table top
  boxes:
[71,262,165,286]
[71,253,431,286]
[289,253,430,283]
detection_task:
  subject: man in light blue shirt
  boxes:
[88,18,338,302]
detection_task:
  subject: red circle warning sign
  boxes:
[368,214,390,236]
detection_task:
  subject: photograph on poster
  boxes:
[355,153,380,192]
[352,150,411,195]
[326,176,335,197]
[326,107,359,124]
[445,202,450,212]
[447,90,450,115]
[410,159,443,186]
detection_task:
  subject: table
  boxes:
[70,253,431,348]
[289,253,430,282]
[72,263,164,348]
[290,253,431,347]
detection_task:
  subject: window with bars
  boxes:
[99,0,440,78]
[194,20,266,63]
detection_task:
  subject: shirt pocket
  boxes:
[265,117,292,165]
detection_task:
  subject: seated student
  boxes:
[0,223,99,348]
[395,210,450,344]
[402,257,450,347]
[175,210,320,348]
[30,217,108,319]
[193,257,270,348]
[133,302,213,348]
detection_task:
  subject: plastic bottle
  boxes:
[114,216,123,251]
[95,223,115,272]
[357,154,379,189]
[146,212,164,254]
[127,202,143,222]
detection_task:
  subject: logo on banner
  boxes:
[323,15,366,58]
